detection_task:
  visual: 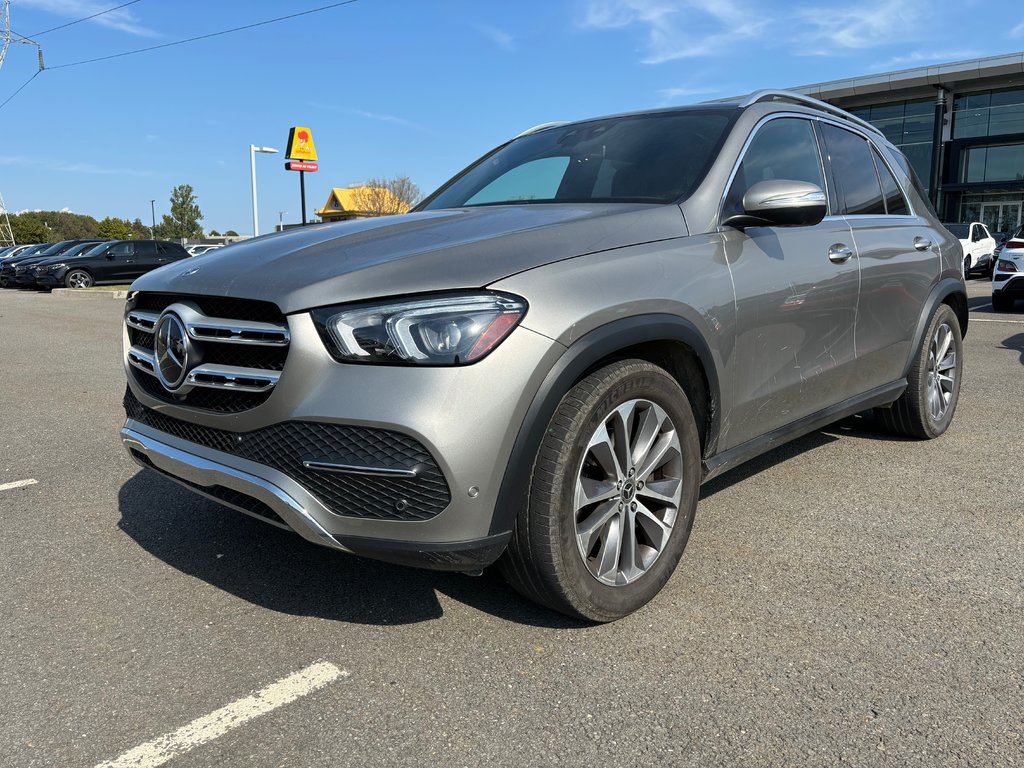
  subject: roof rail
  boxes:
[515,121,568,138]
[740,90,884,138]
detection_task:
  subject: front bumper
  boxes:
[122,312,565,571]
[121,426,510,570]
[34,272,63,287]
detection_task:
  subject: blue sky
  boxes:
[2,0,1023,235]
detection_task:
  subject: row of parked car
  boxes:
[947,221,1024,311]
[0,238,196,290]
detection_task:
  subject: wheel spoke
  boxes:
[629,404,661,470]
[936,352,956,373]
[587,424,623,480]
[574,476,619,512]
[635,502,672,552]
[620,507,639,580]
[576,500,620,556]
[636,431,677,481]
[608,404,633,478]
[934,326,952,364]
[637,477,681,507]
[593,513,623,581]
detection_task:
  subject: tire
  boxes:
[992,293,1014,313]
[65,269,93,289]
[875,304,962,439]
[498,359,701,622]
[962,255,972,280]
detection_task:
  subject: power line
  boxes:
[0,68,40,110]
[48,0,358,70]
[27,0,144,38]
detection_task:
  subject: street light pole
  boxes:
[278,211,287,232]
[249,144,279,237]
[149,199,155,238]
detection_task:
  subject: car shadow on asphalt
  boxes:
[1002,332,1024,365]
[117,471,587,629]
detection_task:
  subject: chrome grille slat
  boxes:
[184,364,280,393]
[186,318,290,346]
[126,310,159,332]
[128,346,156,373]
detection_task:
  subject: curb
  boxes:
[51,288,128,300]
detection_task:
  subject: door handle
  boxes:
[828,244,853,263]
[914,238,934,251]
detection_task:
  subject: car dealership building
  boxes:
[794,52,1024,234]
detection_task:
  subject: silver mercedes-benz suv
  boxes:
[121,91,967,621]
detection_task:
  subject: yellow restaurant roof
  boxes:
[317,186,407,216]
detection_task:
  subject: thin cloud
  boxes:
[658,84,725,103]
[308,101,427,131]
[581,0,766,63]
[872,49,984,71]
[795,0,923,53]
[19,0,157,37]
[475,23,515,51]
[1011,20,1024,36]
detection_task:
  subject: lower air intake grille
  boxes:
[124,388,451,522]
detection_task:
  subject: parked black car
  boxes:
[33,239,190,289]
[0,244,48,286]
[14,240,110,287]
[4,240,104,287]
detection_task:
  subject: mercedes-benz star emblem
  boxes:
[154,312,189,390]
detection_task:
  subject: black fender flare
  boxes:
[489,314,721,536]
[902,278,968,379]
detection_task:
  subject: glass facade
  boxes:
[848,99,934,188]
[952,87,1024,139]
[960,144,1024,183]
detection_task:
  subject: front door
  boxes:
[721,116,860,448]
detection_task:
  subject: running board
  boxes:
[702,380,907,482]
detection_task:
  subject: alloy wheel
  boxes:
[67,270,92,289]
[573,398,683,586]
[926,322,957,422]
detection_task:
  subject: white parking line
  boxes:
[971,317,1024,325]
[94,661,347,768]
[0,479,38,492]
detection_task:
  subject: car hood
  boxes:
[130,204,687,314]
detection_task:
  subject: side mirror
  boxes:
[722,180,827,230]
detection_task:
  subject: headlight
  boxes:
[312,292,527,365]
[46,263,66,271]
[997,259,1018,273]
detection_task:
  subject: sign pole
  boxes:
[300,170,307,225]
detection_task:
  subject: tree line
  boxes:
[7,184,208,244]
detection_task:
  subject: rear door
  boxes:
[819,122,941,391]
[722,116,860,447]
[155,242,189,267]
[130,241,159,278]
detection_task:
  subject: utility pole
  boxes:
[2,1,45,247]
[150,200,156,238]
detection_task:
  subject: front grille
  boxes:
[126,291,289,412]
[124,388,452,522]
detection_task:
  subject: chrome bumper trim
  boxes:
[120,426,348,552]
[301,460,419,478]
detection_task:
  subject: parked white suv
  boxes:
[992,226,1023,312]
[946,222,996,278]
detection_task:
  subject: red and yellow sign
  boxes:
[286,126,318,162]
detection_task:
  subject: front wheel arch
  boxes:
[489,314,722,538]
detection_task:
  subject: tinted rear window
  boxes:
[945,224,969,238]
[421,109,737,209]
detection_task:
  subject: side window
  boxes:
[137,242,157,256]
[725,118,825,217]
[111,243,133,257]
[870,147,910,215]
[821,124,885,216]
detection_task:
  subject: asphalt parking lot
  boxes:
[1,282,1022,767]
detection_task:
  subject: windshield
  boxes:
[420,109,736,210]
[945,224,969,238]
[36,241,75,257]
